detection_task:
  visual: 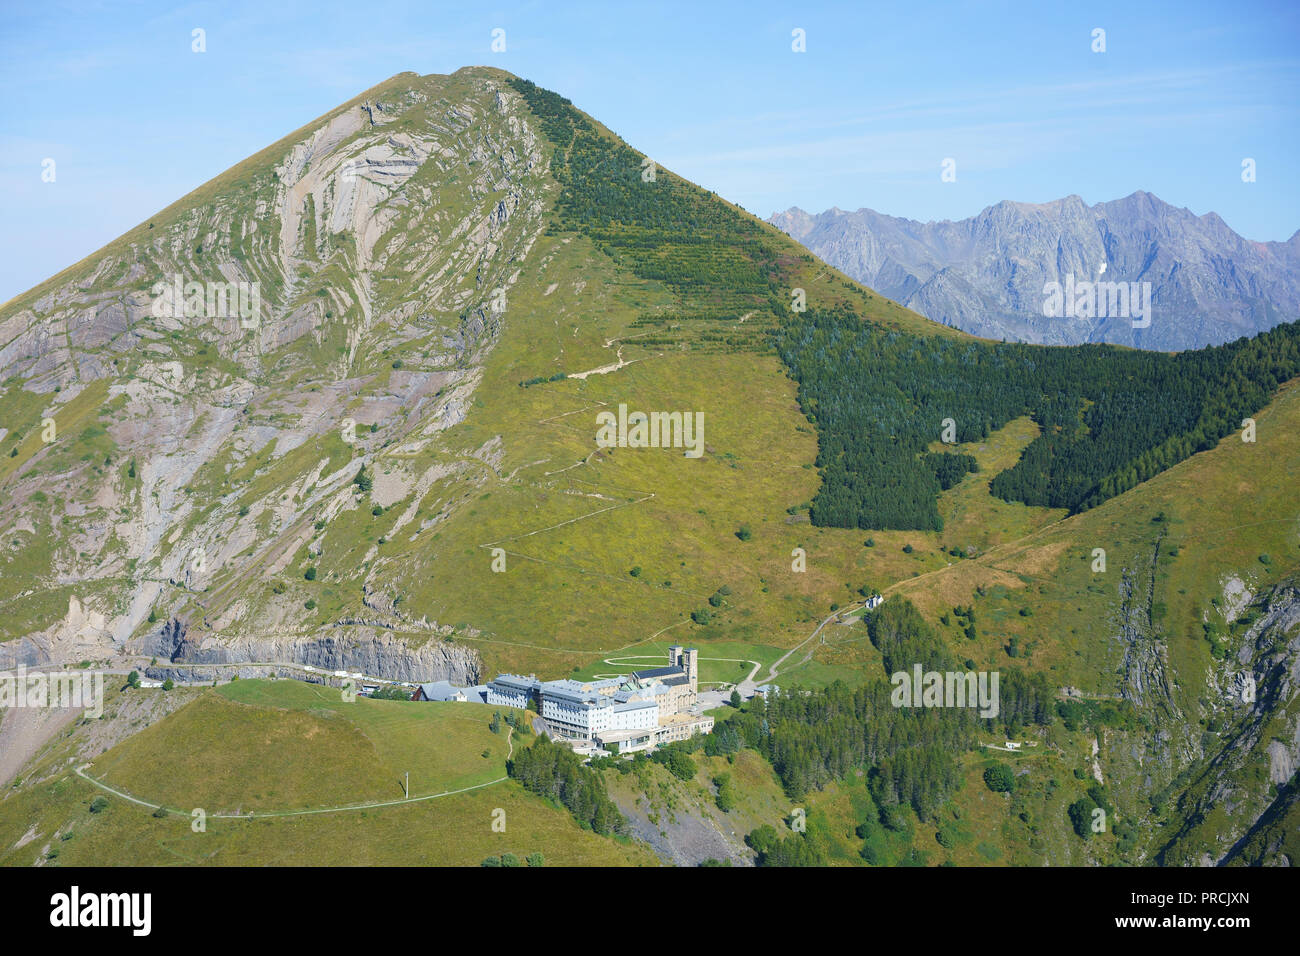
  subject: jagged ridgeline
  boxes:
[507,79,1300,533]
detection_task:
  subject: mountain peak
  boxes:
[768,191,1299,350]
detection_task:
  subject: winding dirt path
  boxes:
[72,726,514,820]
[754,602,865,688]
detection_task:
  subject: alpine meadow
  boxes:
[1,4,1298,924]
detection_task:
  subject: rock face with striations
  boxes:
[1151,585,1300,865]
[770,192,1300,350]
[138,618,481,684]
[0,67,546,676]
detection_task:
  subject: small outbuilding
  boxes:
[411,680,470,703]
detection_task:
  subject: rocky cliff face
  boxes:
[0,67,547,676]
[137,617,481,684]
[770,193,1300,350]
[1149,584,1300,865]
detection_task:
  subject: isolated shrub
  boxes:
[983,764,1015,793]
[716,772,741,812]
[881,804,912,834]
[860,834,889,865]
[662,749,696,781]
[1068,797,1099,839]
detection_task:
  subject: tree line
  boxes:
[506,80,1300,533]
[507,734,624,836]
[706,599,1054,820]
[773,305,1300,529]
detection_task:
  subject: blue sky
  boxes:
[2,0,1298,303]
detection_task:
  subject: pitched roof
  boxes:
[416,680,466,701]
[632,665,685,680]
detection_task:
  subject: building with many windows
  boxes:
[485,674,542,709]
[482,647,713,754]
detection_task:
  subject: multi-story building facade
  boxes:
[539,679,658,740]
[485,674,541,709]
[483,648,712,754]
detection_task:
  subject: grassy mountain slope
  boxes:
[0,679,654,866]
[1,68,1296,866]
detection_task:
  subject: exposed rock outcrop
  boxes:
[0,68,547,677]
[136,618,481,684]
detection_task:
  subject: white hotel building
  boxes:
[486,646,713,754]
[541,680,659,738]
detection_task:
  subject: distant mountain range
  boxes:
[770,192,1300,350]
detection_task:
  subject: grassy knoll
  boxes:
[0,679,656,866]
[92,680,515,813]
[1,776,656,867]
